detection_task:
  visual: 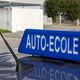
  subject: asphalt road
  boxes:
[0,32,23,54]
[44,25,80,31]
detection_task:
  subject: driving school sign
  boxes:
[18,29,80,62]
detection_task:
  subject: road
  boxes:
[0,32,23,54]
[44,25,80,31]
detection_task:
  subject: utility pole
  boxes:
[59,13,62,25]
[77,19,79,26]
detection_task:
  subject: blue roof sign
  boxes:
[18,29,80,62]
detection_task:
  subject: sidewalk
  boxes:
[3,31,24,38]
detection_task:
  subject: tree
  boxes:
[64,0,80,21]
[44,0,61,22]
[44,0,80,22]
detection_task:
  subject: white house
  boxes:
[0,0,45,32]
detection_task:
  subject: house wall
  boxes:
[0,8,12,31]
[6,0,45,4]
[12,7,43,32]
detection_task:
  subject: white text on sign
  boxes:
[26,34,79,55]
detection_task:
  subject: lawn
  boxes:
[0,29,11,33]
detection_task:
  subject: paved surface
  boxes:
[3,32,23,38]
[0,32,23,53]
[44,25,80,31]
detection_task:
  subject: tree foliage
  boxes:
[44,0,80,22]
[44,0,61,22]
[63,0,80,21]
